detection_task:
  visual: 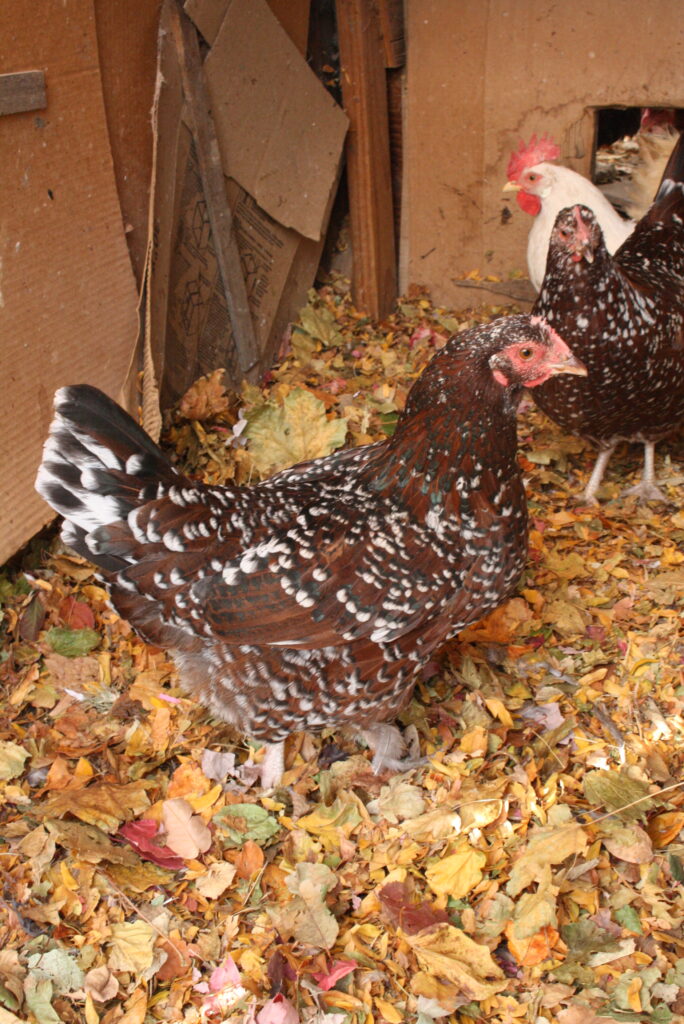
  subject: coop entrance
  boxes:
[592,105,684,217]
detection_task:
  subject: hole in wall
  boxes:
[592,106,684,218]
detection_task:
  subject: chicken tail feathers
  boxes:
[655,129,684,198]
[35,385,182,565]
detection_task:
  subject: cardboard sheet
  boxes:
[203,0,347,242]
[0,0,140,564]
[149,0,346,407]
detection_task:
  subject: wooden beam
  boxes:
[336,0,397,319]
[377,0,404,68]
[0,71,46,117]
[169,0,258,375]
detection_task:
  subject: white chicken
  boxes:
[504,134,634,291]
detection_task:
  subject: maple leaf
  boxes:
[244,388,348,475]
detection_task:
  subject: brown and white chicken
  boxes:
[35,317,584,787]
[532,131,684,502]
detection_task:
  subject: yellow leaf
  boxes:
[542,599,587,637]
[59,861,79,891]
[84,994,100,1024]
[375,997,403,1022]
[245,388,348,475]
[484,697,514,727]
[407,924,506,1000]
[187,784,223,814]
[459,726,487,756]
[426,842,486,899]
[108,922,156,973]
[507,824,588,896]
[626,976,642,1012]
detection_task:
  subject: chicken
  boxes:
[531,131,684,503]
[504,134,634,292]
[598,112,678,222]
[35,316,584,787]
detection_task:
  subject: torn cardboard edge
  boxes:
[142,0,347,414]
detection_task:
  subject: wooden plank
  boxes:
[377,0,404,68]
[336,0,396,318]
[168,0,258,375]
[0,70,46,116]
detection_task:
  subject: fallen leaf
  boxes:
[195,861,237,898]
[583,770,654,821]
[507,824,588,896]
[245,388,348,475]
[285,863,339,949]
[407,924,507,999]
[38,781,151,832]
[108,922,156,974]
[44,626,101,658]
[162,797,212,859]
[256,993,300,1024]
[425,843,486,899]
[84,966,119,1002]
[601,821,653,864]
[0,741,28,781]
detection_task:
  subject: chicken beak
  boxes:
[503,181,521,193]
[550,351,587,377]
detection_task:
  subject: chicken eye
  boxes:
[519,347,534,360]
[527,173,538,182]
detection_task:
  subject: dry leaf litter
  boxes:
[1,279,683,1024]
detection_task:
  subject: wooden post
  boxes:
[336,0,397,319]
[169,0,258,375]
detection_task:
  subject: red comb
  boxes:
[507,134,561,181]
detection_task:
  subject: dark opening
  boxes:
[592,106,684,217]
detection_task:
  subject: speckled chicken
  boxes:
[532,131,684,503]
[35,316,583,786]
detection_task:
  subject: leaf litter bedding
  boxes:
[1,280,683,1024]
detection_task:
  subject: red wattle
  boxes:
[517,191,541,216]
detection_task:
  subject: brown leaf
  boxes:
[178,369,229,421]
[38,781,151,832]
[378,881,449,935]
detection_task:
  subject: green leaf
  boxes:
[583,770,654,821]
[45,627,100,658]
[615,904,643,934]
[561,919,621,955]
[23,976,62,1024]
[212,803,281,849]
[297,299,343,347]
[668,853,684,882]
[27,949,84,995]
[379,411,399,437]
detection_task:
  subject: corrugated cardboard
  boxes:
[402,0,684,307]
[0,0,140,564]
[148,0,347,407]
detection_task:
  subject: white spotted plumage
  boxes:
[34,315,580,785]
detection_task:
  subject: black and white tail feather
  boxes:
[35,385,180,572]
